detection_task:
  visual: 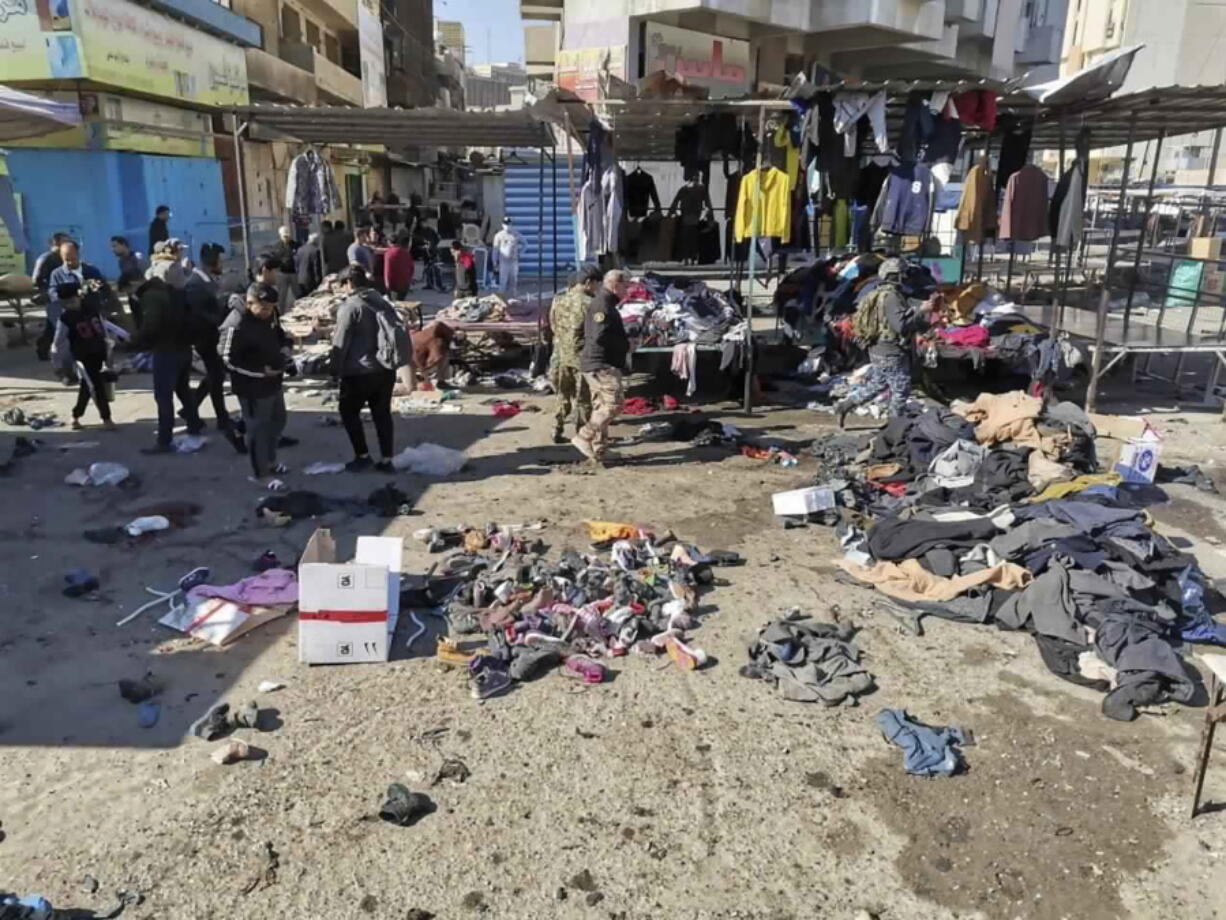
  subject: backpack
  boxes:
[852,284,893,347]
[367,292,411,371]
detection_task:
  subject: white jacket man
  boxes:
[492,217,526,297]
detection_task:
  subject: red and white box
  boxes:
[298,529,400,664]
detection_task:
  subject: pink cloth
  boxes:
[938,325,990,348]
[190,568,298,606]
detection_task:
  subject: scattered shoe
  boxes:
[233,700,259,729]
[101,420,119,432]
[378,783,431,826]
[552,428,567,445]
[570,434,597,462]
[191,702,231,741]
[436,637,474,666]
[665,636,707,671]
[470,666,511,700]
[374,459,394,474]
[562,655,606,684]
[346,456,374,473]
[70,418,83,430]
[140,444,174,455]
[210,739,251,765]
[509,645,562,681]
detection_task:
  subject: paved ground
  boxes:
[1,345,1225,919]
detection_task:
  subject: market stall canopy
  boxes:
[230,105,551,149]
[1029,84,1226,149]
[0,84,81,142]
[1023,45,1143,106]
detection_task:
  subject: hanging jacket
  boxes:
[953,91,998,132]
[955,159,997,244]
[872,164,934,236]
[1052,160,1086,250]
[999,164,1050,242]
[285,149,341,217]
[832,91,889,156]
[734,167,791,243]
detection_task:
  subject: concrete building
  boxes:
[466,63,529,111]
[0,0,260,272]
[436,45,467,110]
[1060,0,1226,186]
[383,0,438,109]
[521,0,1068,97]
[436,19,468,65]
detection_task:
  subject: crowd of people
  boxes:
[25,186,644,486]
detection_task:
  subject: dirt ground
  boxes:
[2,346,1226,920]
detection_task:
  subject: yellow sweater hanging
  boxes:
[735,167,791,243]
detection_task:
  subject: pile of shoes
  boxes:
[422,524,743,700]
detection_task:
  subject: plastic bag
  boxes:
[89,461,130,485]
[389,443,467,477]
[125,515,171,537]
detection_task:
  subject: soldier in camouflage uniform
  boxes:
[549,268,601,443]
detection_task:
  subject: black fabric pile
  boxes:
[834,394,1224,721]
[740,612,874,705]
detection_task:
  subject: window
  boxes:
[281,6,301,42]
[326,34,341,64]
[305,20,321,52]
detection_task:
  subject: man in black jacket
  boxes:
[186,243,243,452]
[131,251,203,453]
[572,269,630,465]
[33,232,71,359]
[294,231,323,295]
[148,205,170,257]
[220,283,291,487]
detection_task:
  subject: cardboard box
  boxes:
[772,486,835,517]
[1190,236,1223,261]
[298,529,397,665]
[1115,434,1163,484]
[160,596,292,647]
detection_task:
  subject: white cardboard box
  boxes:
[298,529,400,665]
[771,486,836,517]
[1115,435,1163,484]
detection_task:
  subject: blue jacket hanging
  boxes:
[872,163,934,236]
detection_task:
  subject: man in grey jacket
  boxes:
[331,265,401,472]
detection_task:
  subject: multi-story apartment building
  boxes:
[435,19,467,65]
[520,0,1069,99]
[466,63,529,111]
[0,0,262,270]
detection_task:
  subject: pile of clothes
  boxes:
[617,274,741,348]
[437,294,513,324]
[416,522,743,699]
[830,392,1225,721]
[741,610,874,705]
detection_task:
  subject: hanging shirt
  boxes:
[999,164,1050,242]
[602,167,624,256]
[872,164,934,236]
[624,170,662,218]
[832,91,889,157]
[1052,161,1086,251]
[735,167,791,243]
[955,159,998,244]
[576,174,604,262]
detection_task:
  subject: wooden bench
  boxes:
[1192,653,1226,817]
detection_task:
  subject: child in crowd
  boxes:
[50,279,117,431]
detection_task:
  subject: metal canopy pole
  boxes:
[743,103,767,413]
[232,116,252,275]
[550,140,558,295]
[1122,127,1166,341]
[1103,112,1138,296]
[975,133,993,281]
[537,146,545,343]
[1053,115,1067,333]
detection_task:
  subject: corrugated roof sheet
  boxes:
[231,105,551,148]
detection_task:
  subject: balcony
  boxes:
[279,41,363,106]
[142,0,262,46]
[1017,23,1062,65]
[519,0,562,21]
[524,23,558,77]
[246,46,318,103]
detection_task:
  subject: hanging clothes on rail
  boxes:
[999,164,1050,242]
[955,157,997,244]
[624,167,662,218]
[996,116,1034,193]
[952,90,998,132]
[809,93,860,200]
[286,149,341,217]
[833,91,889,156]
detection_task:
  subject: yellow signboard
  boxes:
[0,3,86,81]
[76,0,249,106]
[0,0,248,106]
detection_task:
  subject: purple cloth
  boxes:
[191,568,298,606]
[937,325,990,348]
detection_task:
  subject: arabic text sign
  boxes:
[643,21,750,98]
[0,1,85,81]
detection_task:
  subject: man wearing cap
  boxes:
[220,282,292,488]
[836,257,927,427]
[131,245,204,453]
[548,268,600,443]
[492,216,526,297]
[572,269,630,464]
